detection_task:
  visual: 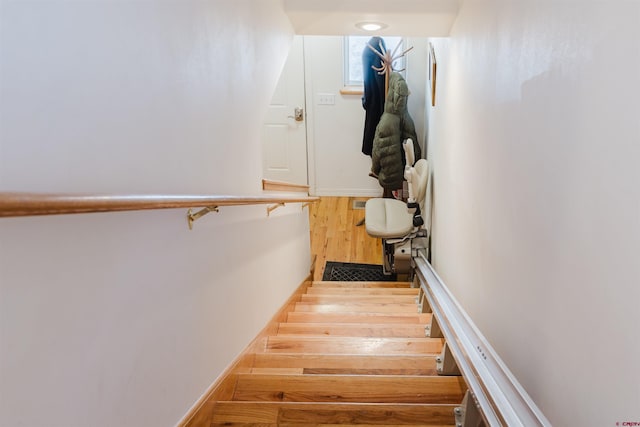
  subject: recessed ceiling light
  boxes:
[356,22,387,32]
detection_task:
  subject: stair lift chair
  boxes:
[365,139,431,275]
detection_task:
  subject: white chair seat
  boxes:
[365,198,414,238]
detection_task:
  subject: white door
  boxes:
[262,36,308,185]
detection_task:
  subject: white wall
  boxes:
[428,1,640,425]
[0,2,311,426]
[304,36,428,196]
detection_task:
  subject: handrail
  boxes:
[0,192,318,218]
[414,254,551,426]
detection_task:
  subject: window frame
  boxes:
[343,36,406,88]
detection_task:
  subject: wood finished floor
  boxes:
[308,196,383,281]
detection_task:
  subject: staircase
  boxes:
[209,280,468,426]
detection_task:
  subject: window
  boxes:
[344,36,405,87]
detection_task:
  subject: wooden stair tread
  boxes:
[211,401,457,425]
[251,366,438,376]
[294,302,419,313]
[252,353,437,372]
[300,367,439,375]
[301,294,418,303]
[263,336,443,355]
[212,424,455,427]
[306,287,419,295]
[250,367,305,375]
[232,374,467,404]
[311,281,413,288]
[213,424,454,427]
[199,276,464,426]
[287,311,431,324]
[277,322,426,338]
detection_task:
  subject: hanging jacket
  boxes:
[361,37,387,156]
[371,72,421,189]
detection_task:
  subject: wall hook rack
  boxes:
[187,206,219,230]
[367,38,414,99]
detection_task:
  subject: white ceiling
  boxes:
[283,0,460,37]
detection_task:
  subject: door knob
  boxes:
[287,107,304,122]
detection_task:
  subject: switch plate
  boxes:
[317,93,335,105]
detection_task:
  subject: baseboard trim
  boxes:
[312,188,383,197]
[262,179,310,193]
[176,274,313,427]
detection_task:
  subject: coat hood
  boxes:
[384,72,410,115]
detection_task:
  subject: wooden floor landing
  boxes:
[309,196,383,281]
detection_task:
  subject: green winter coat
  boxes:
[371,72,421,190]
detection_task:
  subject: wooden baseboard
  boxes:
[177,274,313,427]
[262,179,309,193]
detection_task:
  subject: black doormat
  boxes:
[322,261,396,282]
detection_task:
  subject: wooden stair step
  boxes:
[294,302,419,313]
[250,367,305,375]
[311,281,413,288]
[287,311,431,324]
[211,401,457,425]
[201,272,464,425]
[232,374,467,404]
[306,287,420,296]
[253,353,438,376]
[301,294,418,304]
[213,423,454,426]
[277,322,426,338]
[300,367,439,376]
[263,336,443,355]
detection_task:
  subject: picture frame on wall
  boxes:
[429,42,437,107]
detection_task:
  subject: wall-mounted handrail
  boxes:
[0,192,318,218]
[414,254,551,426]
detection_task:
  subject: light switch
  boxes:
[317,93,335,105]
